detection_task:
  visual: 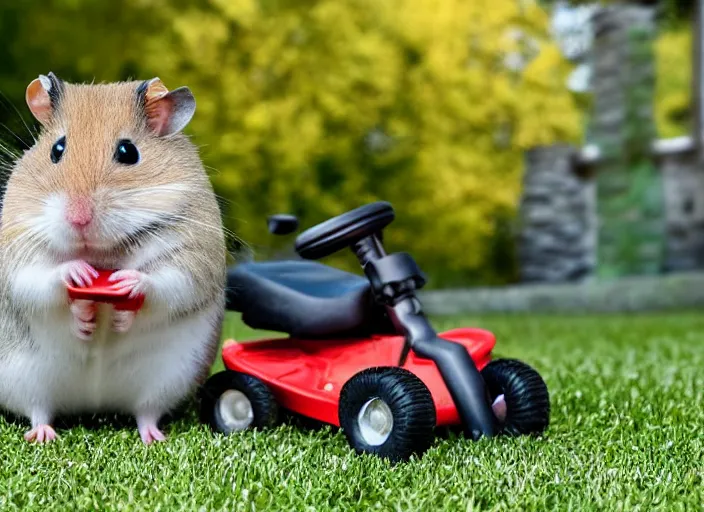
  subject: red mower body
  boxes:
[221,327,496,427]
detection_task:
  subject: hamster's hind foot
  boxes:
[137,414,166,445]
[111,309,136,333]
[70,299,97,340]
[24,424,58,443]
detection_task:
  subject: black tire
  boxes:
[481,359,550,436]
[199,370,279,434]
[338,367,436,462]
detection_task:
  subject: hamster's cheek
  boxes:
[41,193,78,253]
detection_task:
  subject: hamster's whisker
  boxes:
[95,217,123,246]
[1,123,32,151]
[0,139,20,160]
[1,208,53,233]
[0,89,37,144]
[4,230,47,269]
[8,225,46,253]
[0,224,36,251]
[109,185,218,206]
[158,212,241,244]
[116,206,239,240]
[213,194,235,206]
[103,215,172,251]
[108,184,194,198]
[107,184,223,206]
[0,217,29,232]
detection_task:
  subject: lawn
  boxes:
[1,312,703,510]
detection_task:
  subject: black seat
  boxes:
[226,260,393,338]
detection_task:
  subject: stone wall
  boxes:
[589,5,664,278]
[517,144,596,282]
[421,272,704,314]
[516,4,704,283]
[659,138,704,271]
[517,137,704,283]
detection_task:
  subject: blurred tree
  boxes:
[0,0,581,286]
[142,0,582,285]
[657,0,697,27]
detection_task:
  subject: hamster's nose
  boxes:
[66,196,94,229]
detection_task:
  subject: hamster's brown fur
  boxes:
[0,74,226,443]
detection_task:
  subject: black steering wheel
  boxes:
[295,202,395,260]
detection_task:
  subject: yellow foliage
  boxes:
[138,0,581,285]
[654,26,692,139]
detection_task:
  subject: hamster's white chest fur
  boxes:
[0,302,220,419]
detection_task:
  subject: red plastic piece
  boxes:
[65,269,145,311]
[221,327,496,427]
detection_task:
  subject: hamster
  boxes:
[0,73,226,444]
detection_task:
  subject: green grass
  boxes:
[1,312,703,510]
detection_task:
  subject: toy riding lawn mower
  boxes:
[199,201,550,462]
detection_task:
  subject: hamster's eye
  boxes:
[51,136,66,164]
[114,139,140,165]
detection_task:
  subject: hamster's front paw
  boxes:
[111,309,136,333]
[108,270,151,299]
[59,259,99,287]
[70,299,97,340]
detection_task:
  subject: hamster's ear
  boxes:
[25,72,64,125]
[137,78,196,137]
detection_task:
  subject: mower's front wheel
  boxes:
[481,359,550,436]
[199,370,279,434]
[338,367,436,462]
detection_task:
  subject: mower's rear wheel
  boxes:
[199,370,279,434]
[338,367,436,462]
[481,359,550,436]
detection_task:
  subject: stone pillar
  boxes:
[660,142,704,271]
[693,0,703,151]
[589,5,664,278]
[517,144,596,283]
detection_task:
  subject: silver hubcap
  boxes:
[357,397,394,446]
[215,390,254,433]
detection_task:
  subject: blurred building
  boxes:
[518,1,704,282]
[550,0,597,93]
